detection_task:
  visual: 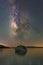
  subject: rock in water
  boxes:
[15,45,27,55]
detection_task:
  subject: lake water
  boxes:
[0,48,43,65]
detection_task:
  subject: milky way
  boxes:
[8,0,41,43]
[9,0,19,36]
[0,0,43,44]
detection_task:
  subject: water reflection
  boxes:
[0,48,43,65]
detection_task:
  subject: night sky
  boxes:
[0,0,43,44]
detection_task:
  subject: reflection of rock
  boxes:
[15,45,27,55]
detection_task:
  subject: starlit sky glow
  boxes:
[0,0,43,46]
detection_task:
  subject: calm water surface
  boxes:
[0,48,43,65]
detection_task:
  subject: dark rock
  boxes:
[0,45,9,48]
[15,45,27,55]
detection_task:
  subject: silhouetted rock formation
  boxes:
[15,45,27,55]
[0,45,10,48]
